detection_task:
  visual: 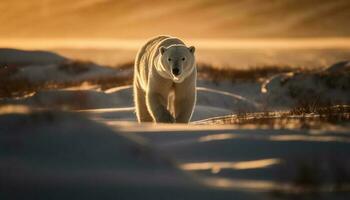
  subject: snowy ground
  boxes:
[1,49,350,199]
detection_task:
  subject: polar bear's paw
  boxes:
[157,112,175,123]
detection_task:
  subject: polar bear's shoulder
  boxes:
[158,36,185,48]
[144,35,170,48]
[144,35,185,49]
[138,36,169,57]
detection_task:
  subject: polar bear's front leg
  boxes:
[146,92,175,123]
[174,90,196,123]
[175,74,196,123]
[134,86,153,122]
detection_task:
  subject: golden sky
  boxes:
[0,0,350,39]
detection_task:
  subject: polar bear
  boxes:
[133,35,196,123]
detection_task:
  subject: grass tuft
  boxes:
[195,105,350,129]
[58,60,91,74]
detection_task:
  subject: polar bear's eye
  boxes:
[182,57,186,61]
[168,58,172,62]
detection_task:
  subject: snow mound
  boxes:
[0,48,67,66]
[2,85,133,109]
[1,109,233,199]
[262,61,350,108]
[326,60,350,73]
[13,61,118,83]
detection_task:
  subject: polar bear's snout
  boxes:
[171,61,182,77]
[172,67,180,76]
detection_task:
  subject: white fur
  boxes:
[133,36,197,123]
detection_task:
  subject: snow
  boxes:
[262,63,350,109]
[1,49,350,199]
[13,62,118,83]
[0,108,265,200]
[2,107,349,199]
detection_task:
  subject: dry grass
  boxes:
[196,105,350,129]
[110,61,299,82]
[58,60,91,75]
[197,63,298,83]
[0,78,35,98]
[113,61,134,70]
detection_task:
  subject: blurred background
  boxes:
[1,0,350,38]
[1,0,350,67]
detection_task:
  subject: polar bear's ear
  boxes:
[188,46,195,54]
[160,46,167,55]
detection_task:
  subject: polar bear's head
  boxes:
[159,44,195,83]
